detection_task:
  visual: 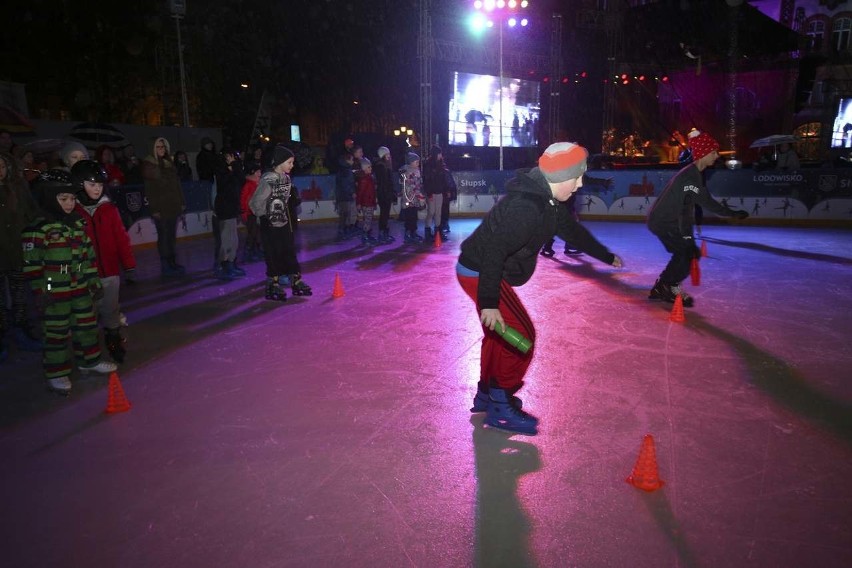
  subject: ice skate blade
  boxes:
[483,418,538,436]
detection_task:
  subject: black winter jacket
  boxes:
[458,167,616,309]
[214,158,244,220]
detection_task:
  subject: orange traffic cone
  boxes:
[700,241,708,257]
[332,272,345,299]
[690,258,701,286]
[104,372,131,414]
[626,434,665,492]
[433,228,442,248]
[669,295,685,323]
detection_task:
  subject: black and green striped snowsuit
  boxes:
[22,217,103,379]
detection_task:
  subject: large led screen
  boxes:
[448,71,541,148]
[831,98,852,148]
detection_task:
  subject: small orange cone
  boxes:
[626,434,665,492]
[669,295,685,323]
[700,241,708,257]
[332,272,345,298]
[433,229,442,248]
[104,372,131,414]
[690,258,701,286]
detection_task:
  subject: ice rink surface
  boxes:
[1,219,851,567]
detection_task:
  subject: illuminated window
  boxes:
[832,17,851,52]
[807,20,824,52]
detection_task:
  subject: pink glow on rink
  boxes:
[1,220,851,567]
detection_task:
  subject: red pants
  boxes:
[457,274,535,391]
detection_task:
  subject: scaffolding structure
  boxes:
[548,13,563,145]
[602,2,624,146]
[418,0,432,151]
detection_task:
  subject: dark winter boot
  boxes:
[649,279,694,307]
[217,262,235,280]
[161,258,181,277]
[291,274,313,297]
[168,256,186,275]
[230,260,247,276]
[540,241,556,258]
[223,261,245,279]
[265,278,287,302]
[485,387,539,435]
[104,328,126,364]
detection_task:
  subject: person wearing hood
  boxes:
[195,137,217,183]
[72,160,136,364]
[21,170,117,394]
[59,141,89,170]
[456,142,623,435]
[142,137,186,276]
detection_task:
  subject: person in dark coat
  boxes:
[647,132,748,307]
[214,149,245,279]
[457,142,623,435]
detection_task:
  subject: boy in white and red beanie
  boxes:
[456,142,623,435]
[647,131,749,307]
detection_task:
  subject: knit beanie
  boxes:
[360,157,372,169]
[405,152,420,165]
[269,145,294,169]
[60,141,89,167]
[538,142,588,183]
[377,146,390,159]
[689,132,720,161]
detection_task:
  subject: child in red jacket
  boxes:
[72,160,136,363]
[240,162,262,261]
[355,158,378,245]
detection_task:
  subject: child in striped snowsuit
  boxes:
[21,170,116,394]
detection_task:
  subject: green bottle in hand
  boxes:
[496,325,532,354]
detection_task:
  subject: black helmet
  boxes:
[71,159,108,188]
[34,168,75,191]
[33,169,76,217]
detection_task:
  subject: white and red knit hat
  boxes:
[689,132,720,161]
[538,142,588,183]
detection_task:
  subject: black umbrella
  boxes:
[68,122,129,149]
[22,138,65,159]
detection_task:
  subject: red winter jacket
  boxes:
[240,179,258,222]
[75,198,136,278]
[356,174,377,208]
